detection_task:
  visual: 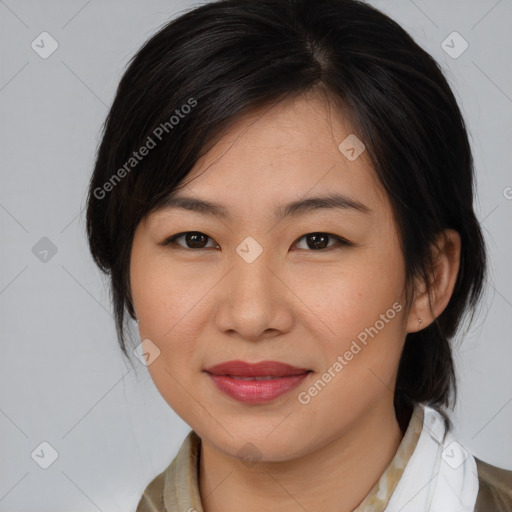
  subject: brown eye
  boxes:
[161,231,218,249]
[293,233,354,251]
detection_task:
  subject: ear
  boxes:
[406,229,461,333]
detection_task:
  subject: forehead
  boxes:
[152,92,390,221]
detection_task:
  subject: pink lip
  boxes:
[204,360,312,404]
[204,360,310,377]
[207,373,311,404]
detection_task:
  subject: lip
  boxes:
[204,360,312,404]
[204,359,311,377]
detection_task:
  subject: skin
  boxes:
[130,90,461,512]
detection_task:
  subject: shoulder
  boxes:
[474,457,512,512]
[135,469,166,512]
[135,430,201,512]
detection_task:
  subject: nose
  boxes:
[213,248,294,342]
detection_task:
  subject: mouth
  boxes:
[204,359,311,377]
[224,375,296,381]
[204,360,312,404]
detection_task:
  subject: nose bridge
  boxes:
[231,239,276,304]
[214,238,291,338]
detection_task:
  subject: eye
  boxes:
[161,231,219,250]
[160,231,353,251]
[292,233,354,251]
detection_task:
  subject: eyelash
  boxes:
[160,231,355,251]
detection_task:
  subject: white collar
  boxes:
[384,404,479,512]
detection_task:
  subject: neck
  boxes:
[199,400,404,512]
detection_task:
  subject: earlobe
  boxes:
[406,280,434,333]
[406,229,461,333]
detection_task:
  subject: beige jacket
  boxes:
[136,408,512,511]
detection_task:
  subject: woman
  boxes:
[85,0,512,510]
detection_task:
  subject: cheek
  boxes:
[131,246,198,334]
[130,249,221,373]
[295,240,407,390]
[130,254,209,417]
[294,246,406,342]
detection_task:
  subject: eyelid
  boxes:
[159,231,355,250]
[292,233,355,249]
[159,231,219,249]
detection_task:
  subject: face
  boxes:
[130,91,413,461]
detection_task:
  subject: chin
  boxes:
[199,423,308,463]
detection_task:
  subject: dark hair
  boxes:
[86,0,487,432]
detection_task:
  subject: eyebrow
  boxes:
[154,192,371,221]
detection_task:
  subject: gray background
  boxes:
[1,0,511,510]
